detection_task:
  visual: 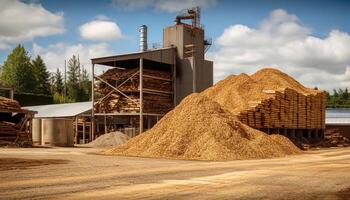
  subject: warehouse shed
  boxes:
[326,108,350,140]
[25,102,93,145]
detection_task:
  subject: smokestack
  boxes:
[139,25,147,52]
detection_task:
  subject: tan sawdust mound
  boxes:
[202,68,322,114]
[86,131,129,148]
[105,93,300,160]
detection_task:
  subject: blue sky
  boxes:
[1,0,350,91]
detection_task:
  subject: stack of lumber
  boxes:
[0,121,17,141]
[202,68,326,130]
[237,88,325,129]
[95,68,173,114]
[322,129,350,147]
[0,96,20,110]
[0,97,33,146]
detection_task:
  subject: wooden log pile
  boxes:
[0,96,20,110]
[0,121,17,141]
[237,88,325,129]
[95,68,173,114]
[0,97,33,146]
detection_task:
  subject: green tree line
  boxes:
[326,89,350,108]
[0,44,91,104]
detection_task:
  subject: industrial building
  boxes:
[90,7,213,139]
[326,108,350,140]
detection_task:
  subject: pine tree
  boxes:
[67,55,80,101]
[31,55,51,94]
[1,44,35,93]
[80,67,91,101]
[53,68,64,94]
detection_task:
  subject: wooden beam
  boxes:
[143,88,174,95]
[75,116,78,144]
[143,74,171,81]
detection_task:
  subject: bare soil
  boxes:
[0,147,349,200]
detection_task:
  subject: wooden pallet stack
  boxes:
[237,88,325,130]
[95,68,173,114]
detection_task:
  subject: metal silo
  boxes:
[32,118,42,145]
[139,25,148,52]
[41,118,74,147]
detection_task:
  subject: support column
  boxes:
[75,116,78,144]
[192,57,196,92]
[91,63,95,140]
[104,115,107,134]
[173,54,177,106]
[83,122,86,143]
[10,89,14,100]
[139,58,144,134]
[82,123,85,144]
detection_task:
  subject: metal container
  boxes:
[139,25,148,52]
[41,118,74,147]
[32,118,42,145]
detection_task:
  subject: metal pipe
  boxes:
[192,57,196,92]
[139,25,147,52]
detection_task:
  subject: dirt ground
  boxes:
[0,147,349,200]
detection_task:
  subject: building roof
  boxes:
[91,47,175,67]
[326,108,350,125]
[24,101,91,118]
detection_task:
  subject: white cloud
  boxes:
[79,19,123,41]
[0,0,64,49]
[208,9,350,91]
[111,0,216,13]
[32,42,114,76]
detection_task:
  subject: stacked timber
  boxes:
[202,68,326,131]
[0,96,20,110]
[0,121,17,141]
[237,88,325,129]
[95,68,173,114]
[0,97,33,146]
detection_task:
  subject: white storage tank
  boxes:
[32,118,42,145]
[41,118,74,147]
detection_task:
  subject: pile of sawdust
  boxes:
[86,132,129,148]
[105,94,300,160]
[202,68,322,114]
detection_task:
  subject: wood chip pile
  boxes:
[85,131,130,148]
[95,68,173,114]
[105,93,301,161]
[202,68,325,130]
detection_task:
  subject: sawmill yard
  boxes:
[0,147,349,200]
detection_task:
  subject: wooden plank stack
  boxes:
[237,88,325,129]
[95,68,173,114]
[0,96,21,110]
[0,97,33,146]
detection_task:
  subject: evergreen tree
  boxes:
[67,55,80,101]
[80,67,91,101]
[53,68,64,94]
[31,55,51,94]
[1,44,35,92]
